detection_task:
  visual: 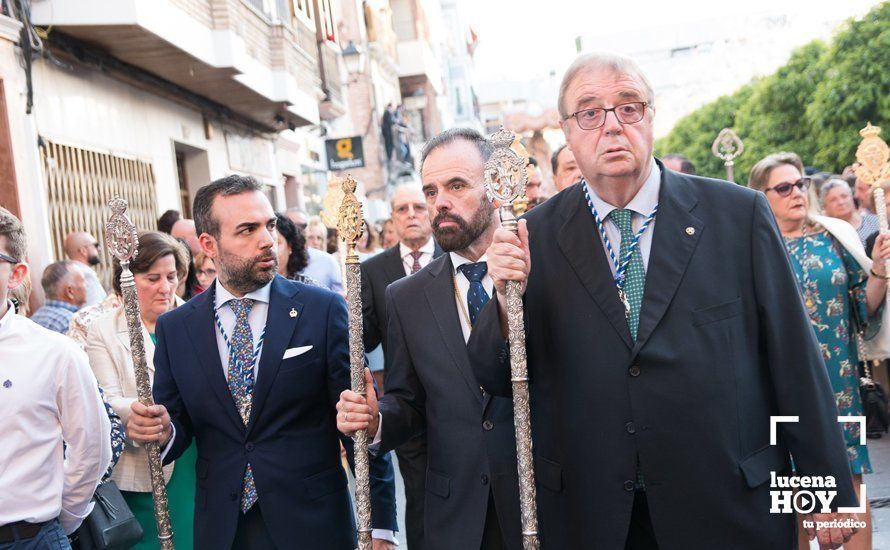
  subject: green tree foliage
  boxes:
[654,2,889,183]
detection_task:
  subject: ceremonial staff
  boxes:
[105,198,174,550]
[711,128,744,182]
[337,176,373,550]
[855,122,890,361]
[484,127,539,549]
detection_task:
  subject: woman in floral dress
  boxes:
[749,152,890,550]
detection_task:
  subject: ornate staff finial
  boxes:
[484,126,529,209]
[337,175,364,265]
[105,197,139,266]
[855,122,890,188]
[711,128,744,182]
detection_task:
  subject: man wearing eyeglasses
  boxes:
[470,53,859,549]
[0,207,111,547]
[63,231,107,306]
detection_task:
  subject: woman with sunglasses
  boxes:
[749,152,890,550]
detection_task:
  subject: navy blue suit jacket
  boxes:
[153,275,397,549]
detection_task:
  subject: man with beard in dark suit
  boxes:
[361,183,442,549]
[340,129,522,549]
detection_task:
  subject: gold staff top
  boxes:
[854,123,890,188]
[337,175,364,265]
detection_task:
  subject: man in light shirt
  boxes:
[0,207,111,548]
[63,231,107,306]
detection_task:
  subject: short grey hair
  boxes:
[819,178,852,207]
[558,52,655,119]
[390,183,425,209]
[41,260,77,299]
[420,128,493,173]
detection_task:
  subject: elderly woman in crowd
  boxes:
[85,231,194,549]
[820,177,880,246]
[305,215,329,251]
[749,152,890,550]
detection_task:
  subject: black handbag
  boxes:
[71,481,144,550]
[860,359,890,439]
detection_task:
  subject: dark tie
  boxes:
[457,262,490,327]
[410,251,423,274]
[609,208,645,340]
[227,298,258,512]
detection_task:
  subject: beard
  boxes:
[218,246,278,294]
[87,253,101,266]
[432,200,494,252]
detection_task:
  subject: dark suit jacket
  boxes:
[378,254,522,550]
[153,275,397,550]
[469,164,857,549]
[361,242,443,355]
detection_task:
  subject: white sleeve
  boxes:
[57,346,112,534]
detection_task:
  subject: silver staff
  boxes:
[105,198,174,549]
[484,127,539,549]
[711,128,744,182]
[337,176,372,550]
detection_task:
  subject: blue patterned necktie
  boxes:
[457,262,489,327]
[227,298,258,513]
[609,209,645,341]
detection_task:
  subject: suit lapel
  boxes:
[631,171,703,359]
[425,255,483,404]
[383,246,407,285]
[556,185,634,348]
[184,290,245,432]
[247,276,303,435]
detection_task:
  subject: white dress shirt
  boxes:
[584,160,661,277]
[450,252,494,343]
[399,237,436,276]
[0,301,112,534]
[214,279,272,380]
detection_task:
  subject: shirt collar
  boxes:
[585,158,661,219]
[44,299,81,313]
[400,237,435,260]
[450,252,489,274]
[0,300,14,334]
[214,279,273,311]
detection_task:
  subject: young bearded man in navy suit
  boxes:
[128,176,397,549]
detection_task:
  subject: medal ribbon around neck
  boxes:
[582,180,658,300]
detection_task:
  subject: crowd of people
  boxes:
[0,51,887,550]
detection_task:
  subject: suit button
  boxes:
[481,474,489,485]
[628,365,641,377]
[230,492,239,500]
[245,442,255,452]
[482,420,494,431]
[625,422,636,434]
[624,480,635,492]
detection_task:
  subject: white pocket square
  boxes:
[283,345,313,359]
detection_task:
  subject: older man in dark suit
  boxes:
[470,53,860,549]
[340,129,522,549]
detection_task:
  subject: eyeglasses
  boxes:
[0,251,18,264]
[764,177,811,197]
[566,102,649,130]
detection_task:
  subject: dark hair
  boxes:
[275,213,309,278]
[527,156,538,167]
[193,175,263,238]
[551,144,567,175]
[157,209,181,234]
[663,153,696,175]
[41,260,77,298]
[112,231,189,296]
[420,128,493,172]
[0,206,26,262]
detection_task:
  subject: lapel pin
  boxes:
[289,308,298,318]
[685,227,696,236]
[3,380,11,389]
